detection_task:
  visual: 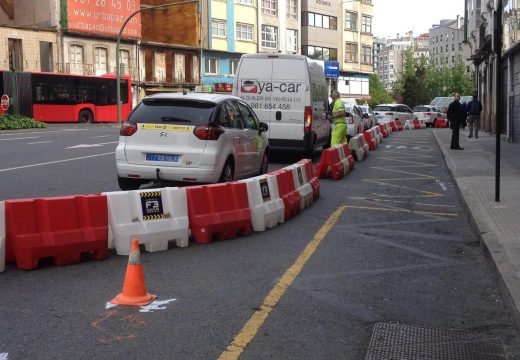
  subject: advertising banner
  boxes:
[66,0,142,39]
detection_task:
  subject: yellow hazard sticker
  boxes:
[139,124,193,132]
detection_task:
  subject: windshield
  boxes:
[413,106,431,112]
[128,99,216,125]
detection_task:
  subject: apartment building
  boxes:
[429,18,465,69]
[464,0,520,142]
[0,0,201,105]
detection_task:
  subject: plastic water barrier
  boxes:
[395,120,404,131]
[297,159,320,201]
[349,134,369,161]
[103,188,189,255]
[0,201,5,273]
[5,195,108,270]
[378,123,389,138]
[269,168,301,220]
[371,126,382,144]
[240,174,285,232]
[363,130,377,151]
[338,143,355,174]
[404,119,414,130]
[435,118,448,128]
[284,163,314,210]
[186,182,252,244]
[384,122,393,134]
[315,145,353,180]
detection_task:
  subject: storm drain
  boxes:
[365,322,506,360]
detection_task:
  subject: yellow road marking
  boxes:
[379,158,437,166]
[363,177,435,181]
[363,180,445,197]
[218,206,348,360]
[349,197,455,208]
[344,205,458,217]
[370,167,436,179]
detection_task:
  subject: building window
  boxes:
[236,0,253,4]
[70,44,84,74]
[39,41,53,72]
[345,11,357,31]
[287,29,298,52]
[287,0,297,20]
[262,0,277,15]
[212,19,227,37]
[302,12,337,30]
[230,59,239,75]
[303,45,337,61]
[452,43,455,51]
[361,46,372,63]
[345,42,357,62]
[360,0,371,3]
[119,49,130,74]
[94,47,108,75]
[205,57,218,75]
[361,15,372,33]
[261,25,278,48]
[445,44,448,51]
[236,23,254,40]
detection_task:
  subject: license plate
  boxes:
[146,153,179,162]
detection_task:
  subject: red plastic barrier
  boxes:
[378,123,389,138]
[269,169,301,220]
[186,182,252,244]
[297,159,320,201]
[390,120,398,132]
[363,130,377,150]
[5,195,108,270]
[315,146,353,180]
[413,119,421,129]
[435,118,448,128]
[395,120,404,131]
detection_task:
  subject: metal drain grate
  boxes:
[365,322,506,360]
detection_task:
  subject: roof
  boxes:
[430,96,472,108]
[145,92,238,104]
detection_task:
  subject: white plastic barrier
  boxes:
[404,119,413,130]
[285,163,314,210]
[384,122,393,134]
[348,134,369,161]
[420,119,427,129]
[103,187,189,256]
[240,174,285,232]
[0,201,5,273]
[371,126,382,144]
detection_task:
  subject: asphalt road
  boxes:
[1,125,519,359]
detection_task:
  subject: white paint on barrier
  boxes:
[139,298,177,313]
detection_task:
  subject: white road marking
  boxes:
[0,353,8,360]
[0,137,38,141]
[0,152,114,173]
[91,135,112,139]
[436,179,447,191]
[66,141,118,149]
[105,302,117,309]
[139,298,177,313]
[27,141,52,145]
[0,129,88,136]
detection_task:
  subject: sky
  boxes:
[373,0,465,38]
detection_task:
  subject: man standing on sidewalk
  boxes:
[447,93,465,150]
[466,94,483,138]
[329,90,348,147]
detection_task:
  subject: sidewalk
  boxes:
[433,127,520,328]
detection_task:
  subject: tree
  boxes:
[393,49,429,108]
[425,59,474,99]
[368,74,393,108]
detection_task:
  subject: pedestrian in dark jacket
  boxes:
[460,101,467,130]
[447,93,465,150]
[466,94,483,138]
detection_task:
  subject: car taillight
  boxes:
[385,112,393,116]
[120,122,137,136]
[304,106,312,133]
[193,124,224,140]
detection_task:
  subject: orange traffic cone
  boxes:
[111,239,157,306]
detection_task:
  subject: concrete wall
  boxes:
[14,0,53,27]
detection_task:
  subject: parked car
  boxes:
[373,103,414,125]
[344,103,365,137]
[412,105,446,127]
[116,93,269,190]
[360,104,376,127]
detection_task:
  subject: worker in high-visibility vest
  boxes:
[329,90,348,147]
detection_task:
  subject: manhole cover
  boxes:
[366,322,505,360]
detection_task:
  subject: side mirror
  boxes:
[259,122,268,133]
[362,113,369,119]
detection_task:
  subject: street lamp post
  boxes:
[116,0,201,125]
[494,0,503,202]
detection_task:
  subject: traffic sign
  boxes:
[1,94,9,111]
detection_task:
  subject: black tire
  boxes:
[219,159,234,183]
[259,151,269,175]
[305,136,317,160]
[118,176,142,191]
[78,109,94,124]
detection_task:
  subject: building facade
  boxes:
[429,18,465,69]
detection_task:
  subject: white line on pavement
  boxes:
[0,152,115,173]
[91,135,112,138]
[66,141,119,149]
[0,137,38,141]
[27,141,52,145]
[0,129,88,136]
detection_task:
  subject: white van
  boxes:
[232,54,331,157]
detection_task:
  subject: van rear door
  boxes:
[234,57,274,138]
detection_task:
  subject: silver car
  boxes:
[116,93,269,190]
[373,103,414,125]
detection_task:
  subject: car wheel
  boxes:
[259,151,269,175]
[305,138,317,160]
[78,109,94,124]
[219,159,234,183]
[118,176,142,191]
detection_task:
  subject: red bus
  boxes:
[0,71,132,123]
